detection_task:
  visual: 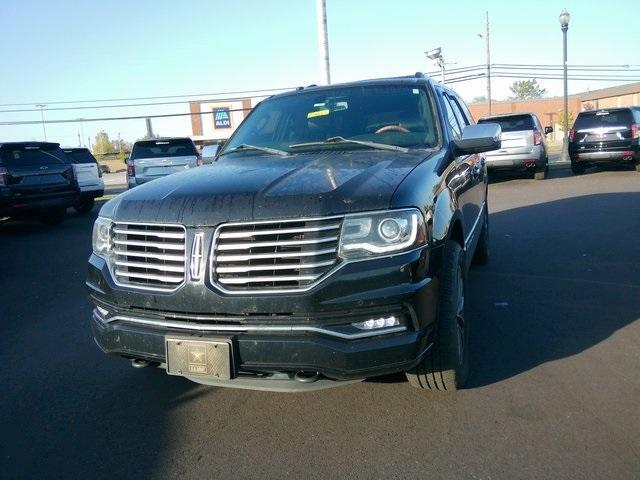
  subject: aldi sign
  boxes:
[213,108,231,129]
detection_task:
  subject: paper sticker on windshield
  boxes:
[307,109,330,119]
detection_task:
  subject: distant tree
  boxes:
[509,79,547,100]
[93,130,116,154]
[557,111,574,131]
[471,95,487,104]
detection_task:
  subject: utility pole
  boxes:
[117,132,121,153]
[77,118,85,147]
[77,132,81,147]
[485,11,492,115]
[36,104,47,140]
[316,0,331,84]
[145,118,155,139]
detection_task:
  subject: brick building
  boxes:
[468,82,640,143]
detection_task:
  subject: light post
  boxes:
[316,0,331,85]
[559,9,570,160]
[36,104,47,140]
[425,48,445,83]
[477,11,492,115]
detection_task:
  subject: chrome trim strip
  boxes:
[218,223,341,239]
[113,239,185,250]
[218,274,322,285]
[464,202,486,249]
[217,236,338,251]
[94,310,408,340]
[114,260,185,273]
[113,228,185,239]
[216,248,336,262]
[115,270,184,283]
[216,260,335,274]
[113,250,184,262]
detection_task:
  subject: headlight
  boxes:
[92,216,113,257]
[339,209,427,259]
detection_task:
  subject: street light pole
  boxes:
[36,104,47,140]
[559,9,571,160]
[485,11,492,115]
[425,48,445,83]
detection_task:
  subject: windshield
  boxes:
[479,115,535,132]
[130,139,197,160]
[223,85,438,154]
[574,110,633,130]
[63,149,97,164]
[1,145,69,166]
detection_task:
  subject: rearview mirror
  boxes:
[544,126,554,135]
[453,123,501,155]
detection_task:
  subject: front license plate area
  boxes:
[165,337,232,380]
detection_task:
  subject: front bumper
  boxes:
[88,246,439,386]
[91,307,434,382]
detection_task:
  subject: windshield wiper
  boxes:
[219,144,290,157]
[289,136,409,153]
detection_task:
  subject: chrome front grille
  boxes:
[112,222,187,290]
[212,217,342,292]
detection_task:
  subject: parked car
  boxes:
[0,142,78,224]
[98,164,111,175]
[201,143,221,164]
[88,74,499,393]
[127,137,200,188]
[569,107,640,174]
[62,148,104,213]
[478,112,551,180]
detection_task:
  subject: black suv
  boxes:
[87,75,500,392]
[569,107,640,174]
[0,142,79,224]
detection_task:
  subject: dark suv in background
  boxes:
[88,74,500,393]
[0,142,78,224]
[569,107,640,174]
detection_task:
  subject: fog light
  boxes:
[352,316,399,330]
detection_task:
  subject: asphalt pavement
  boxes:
[1,167,639,479]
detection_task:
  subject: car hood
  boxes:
[103,150,432,226]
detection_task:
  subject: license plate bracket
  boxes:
[165,336,233,380]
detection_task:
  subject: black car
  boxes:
[87,74,500,392]
[569,107,640,174]
[0,142,79,224]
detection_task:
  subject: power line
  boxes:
[0,107,253,126]
[0,87,296,108]
[0,94,271,114]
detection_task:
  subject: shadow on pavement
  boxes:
[467,192,640,388]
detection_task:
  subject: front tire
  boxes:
[406,241,469,391]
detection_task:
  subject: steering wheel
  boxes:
[374,125,410,134]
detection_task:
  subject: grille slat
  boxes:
[112,222,187,290]
[212,217,342,292]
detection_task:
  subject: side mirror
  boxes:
[453,123,501,155]
[544,126,554,135]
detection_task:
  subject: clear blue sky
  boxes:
[1,0,638,146]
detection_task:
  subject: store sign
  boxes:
[214,108,231,129]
